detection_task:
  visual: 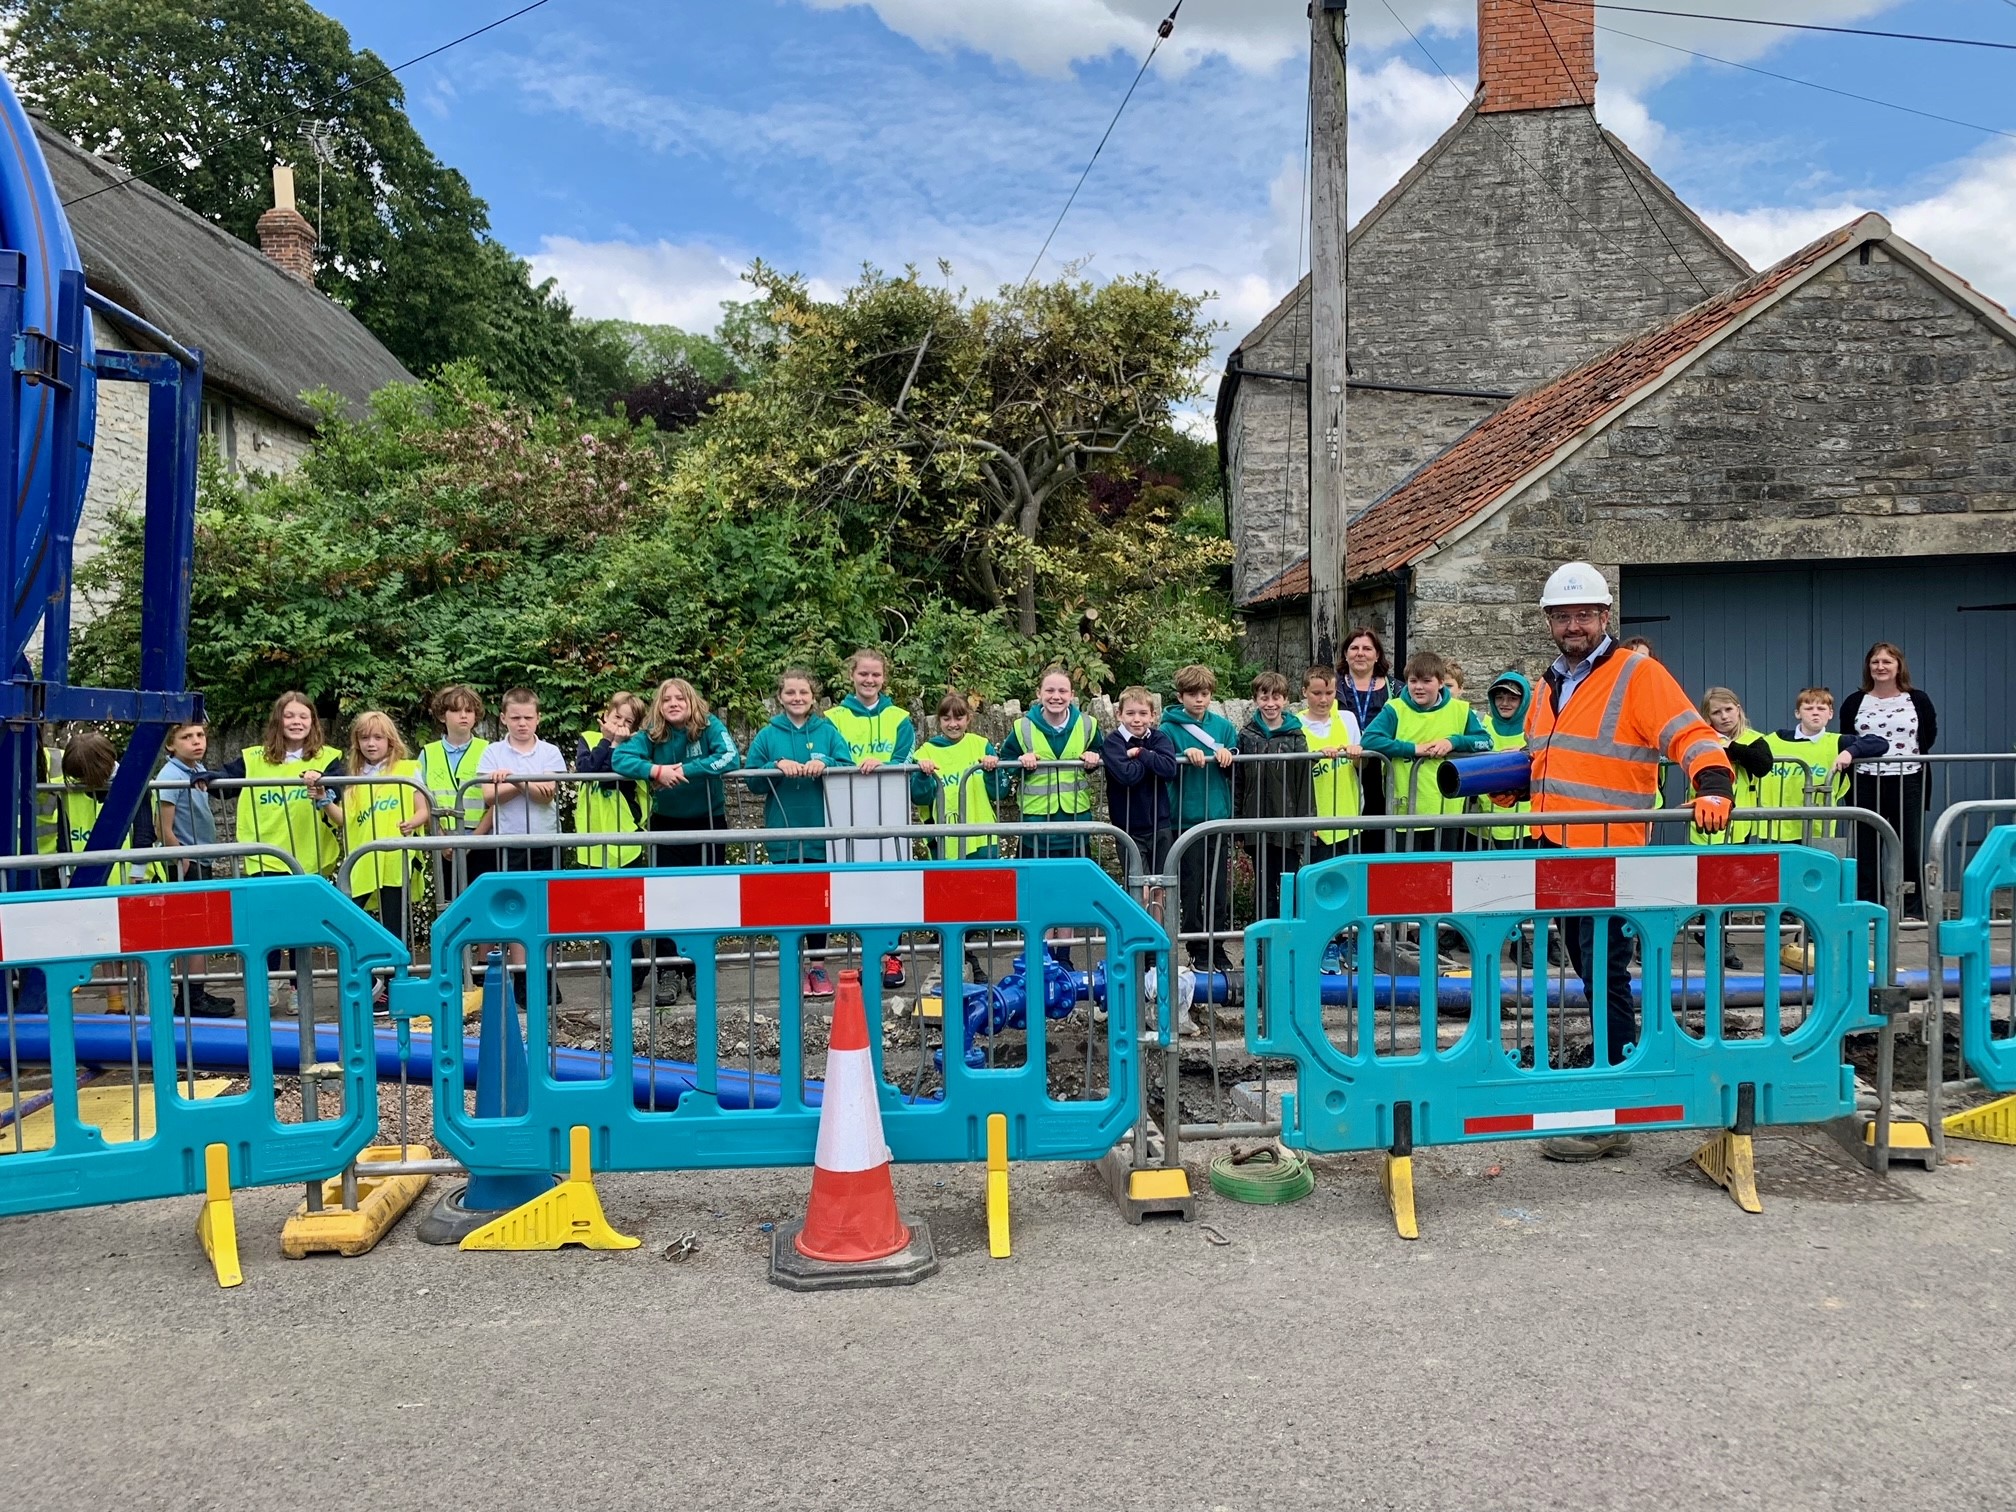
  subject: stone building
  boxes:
[34,118,412,578]
[1219,0,1747,630]
[1243,213,2016,757]
[1227,1,2015,758]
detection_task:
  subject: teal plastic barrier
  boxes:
[415,861,1162,1178]
[0,875,401,1215]
[1943,823,2016,1094]
[1246,846,1882,1152]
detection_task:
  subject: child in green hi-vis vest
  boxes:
[911,691,1007,860]
[1360,651,1490,852]
[333,711,431,1008]
[1758,686,1889,844]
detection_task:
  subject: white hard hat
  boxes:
[1540,561,1613,609]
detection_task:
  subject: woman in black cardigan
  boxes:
[1840,642,1937,918]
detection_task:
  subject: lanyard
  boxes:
[1346,678,1379,730]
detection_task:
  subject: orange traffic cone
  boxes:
[770,968,938,1290]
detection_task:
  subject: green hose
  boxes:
[1208,1144,1315,1204]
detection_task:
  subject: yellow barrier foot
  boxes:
[986,1113,1011,1258]
[1382,1153,1420,1240]
[195,1143,243,1288]
[281,1145,433,1258]
[460,1127,640,1253]
[1094,1119,1195,1223]
[1943,1095,2016,1146]
[1691,1130,1763,1214]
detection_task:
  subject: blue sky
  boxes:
[314,0,2016,404]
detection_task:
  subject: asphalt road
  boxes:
[2,1130,2012,1512]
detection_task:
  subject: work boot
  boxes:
[1541,1132,1633,1162]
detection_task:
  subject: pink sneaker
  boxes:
[803,964,835,998]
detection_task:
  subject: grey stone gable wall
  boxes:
[1410,244,2016,683]
[1228,105,1750,604]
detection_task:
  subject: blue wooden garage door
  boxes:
[1620,554,2015,794]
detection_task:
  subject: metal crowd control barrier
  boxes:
[398,852,1161,1221]
[1243,832,1885,1234]
[1141,805,1906,1211]
[1924,802,2016,1158]
[0,867,402,1285]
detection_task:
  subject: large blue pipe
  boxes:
[1437,748,1532,800]
[1187,965,2010,1010]
[0,71,97,665]
[5,1015,820,1110]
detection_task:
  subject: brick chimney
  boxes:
[1477,0,1596,113]
[255,162,318,285]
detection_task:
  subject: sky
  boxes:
[313,0,2016,413]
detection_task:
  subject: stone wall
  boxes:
[1228,105,1748,604]
[76,379,313,620]
[1408,244,2016,680]
[1227,373,1501,601]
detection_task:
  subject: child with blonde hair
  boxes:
[334,712,431,991]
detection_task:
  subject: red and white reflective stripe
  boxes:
[1365,852,1778,916]
[0,890,236,962]
[1465,1104,1685,1136]
[546,867,1019,935]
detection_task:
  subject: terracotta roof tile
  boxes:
[1242,216,1873,608]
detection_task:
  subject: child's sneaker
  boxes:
[803,964,834,998]
[1319,938,1345,974]
[881,952,905,989]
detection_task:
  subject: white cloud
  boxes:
[1592,1,1914,94]
[527,237,757,330]
[1706,141,2016,308]
[794,0,1474,79]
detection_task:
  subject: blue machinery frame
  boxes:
[0,259,203,890]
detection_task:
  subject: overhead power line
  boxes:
[1594,20,2016,142]
[1524,0,1711,294]
[1020,0,1184,286]
[59,0,560,210]
[1539,0,2016,53]
[1375,0,1691,297]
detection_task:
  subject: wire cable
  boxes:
[1592,20,2016,142]
[58,0,560,210]
[1375,0,1689,296]
[1524,0,1713,294]
[1542,0,2016,52]
[1019,0,1184,286]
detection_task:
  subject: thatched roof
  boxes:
[36,117,412,427]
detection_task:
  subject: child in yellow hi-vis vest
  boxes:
[324,712,430,1009]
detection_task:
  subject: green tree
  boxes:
[72,367,893,730]
[2,0,574,396]
[673,263,1218,638]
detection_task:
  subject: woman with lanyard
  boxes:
[1840,641,1937,919]
[1339,627,1392,854]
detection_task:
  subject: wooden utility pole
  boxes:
[1308,0,1349,667]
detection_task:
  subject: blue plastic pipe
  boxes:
[1437,748,1532,800]
[1188,964,2010,1011]
[4,1015,818,1110]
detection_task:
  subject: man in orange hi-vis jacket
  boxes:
[1523,562,1734,1162]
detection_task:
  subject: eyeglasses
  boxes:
[1544,608,1606,627]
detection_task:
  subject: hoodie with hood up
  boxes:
[1485,672,1533,750]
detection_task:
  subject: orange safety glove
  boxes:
[1690,795,1734,834]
